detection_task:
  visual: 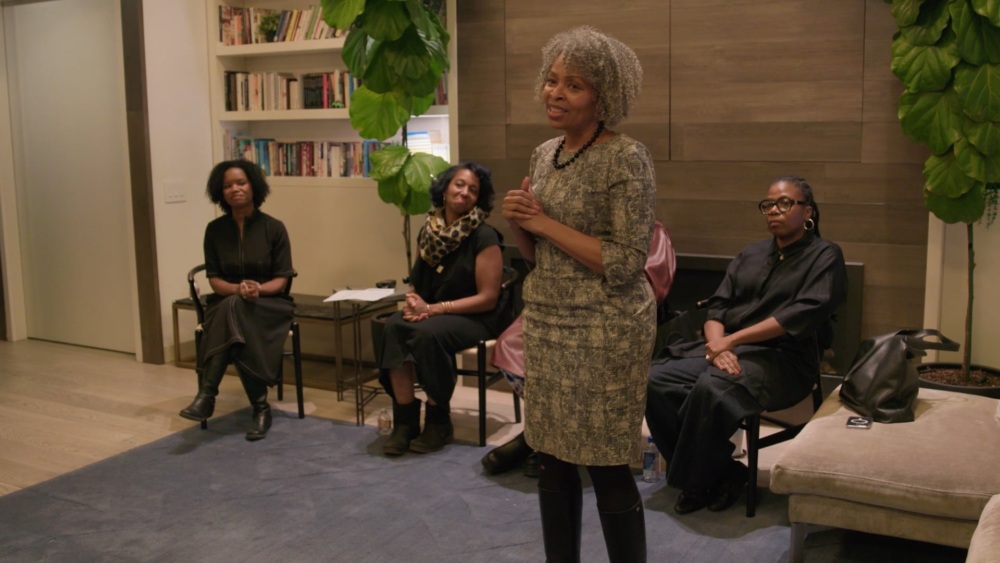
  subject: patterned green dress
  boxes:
[522,133,657,466]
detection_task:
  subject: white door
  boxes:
[5,0,136,353]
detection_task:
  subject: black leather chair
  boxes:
[186,264,304,429]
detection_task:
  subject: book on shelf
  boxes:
[218,5,343,45]
[224,132,399,179]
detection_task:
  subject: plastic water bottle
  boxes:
[642,436,661,483]
[730,428,746,458]
[377,408,392,436]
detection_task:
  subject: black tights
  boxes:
[536,452,640,513]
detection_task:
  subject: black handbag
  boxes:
[839,329,959,423]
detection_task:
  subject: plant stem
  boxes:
[964,223,974,382]
[403,215,412,277]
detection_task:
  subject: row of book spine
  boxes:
[219,5,342,46]
[224,70,359,112]
[224,134,395,179]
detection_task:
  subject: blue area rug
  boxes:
[0,411,968,562]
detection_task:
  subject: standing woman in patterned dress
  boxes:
[502,27,656,562]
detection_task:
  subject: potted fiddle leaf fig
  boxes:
[887,0,1000,395]
[321,0,452,275]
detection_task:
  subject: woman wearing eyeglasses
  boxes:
[645,176,847,515]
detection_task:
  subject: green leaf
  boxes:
[342,28,372,77]
[383,27,430,80]
[924,151,978,196]
[377,172,408,208]
[404,0,437,37]
[952,0,1000,64]
[361,42,397,93]
[901,0,952,46]
[401,181,432,214]
[349,86,411,140]
[369,145,411,181]
[899,89,965,154]
[402,151,450,194]
[925,180,986,222]
[321,0,366,31]
[892,0,930,26]
[891,27,960,92]
[972,0,1000,27]
[965,119,1000,153]
[361,0,412,41]
[955,137,1000,181]
[954,62,1000,121]
[409,92,436,117]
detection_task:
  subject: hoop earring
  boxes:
[804,218,816,231]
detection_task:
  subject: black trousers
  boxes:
[645,357,763,490]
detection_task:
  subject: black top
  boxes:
[701,233,848,369]
[410,224,508,332]
[203,210,293,303]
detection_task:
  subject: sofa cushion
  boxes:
[968,494,1000,563]
[771,386,1000,521]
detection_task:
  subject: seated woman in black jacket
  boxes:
[378,162,511,456]
[646,176,847,514]
[179,160,294,442]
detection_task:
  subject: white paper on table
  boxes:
[323,288,396,302]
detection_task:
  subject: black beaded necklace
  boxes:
[552,121,605,170]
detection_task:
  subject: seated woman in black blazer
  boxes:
[646,176,847,514]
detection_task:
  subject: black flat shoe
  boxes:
[707,462,748,512]
[522,452,540,478]
[674,488,710,515]
[481,433,533,475]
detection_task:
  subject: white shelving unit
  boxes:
[205,0,457,190]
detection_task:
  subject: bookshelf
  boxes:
[205,1,457,189]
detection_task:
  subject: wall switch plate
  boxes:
[164,179,186,204]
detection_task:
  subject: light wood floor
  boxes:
[0,339,524,498]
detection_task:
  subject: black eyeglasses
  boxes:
[758,196,807,215]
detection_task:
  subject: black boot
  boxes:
[383,399,421,456]
[179,352,228,421]
[598,500,647,563]
[481,432,534,475]
[539,485,583,563]
[241,373,272,441]
[409,402,454,453]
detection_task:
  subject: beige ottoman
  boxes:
[770,386,1000,561]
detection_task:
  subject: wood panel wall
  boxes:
[457,0,928,342]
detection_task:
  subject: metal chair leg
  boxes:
[292,321,304,418]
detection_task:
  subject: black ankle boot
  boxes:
[245,402,272,441]
[481,432,533,475]
[410,402,453,453]
[241,372,271,441]
[539,485,583,562]
[598,500,647,563]
[383,399,421,456]
[179,352,228,421]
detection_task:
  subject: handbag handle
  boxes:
[898,328,960,352]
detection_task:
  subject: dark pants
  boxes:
[645,357,763,490]
[378,311,493,405]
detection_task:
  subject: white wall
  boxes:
[143,0,216,359]
[925,216,1000,367]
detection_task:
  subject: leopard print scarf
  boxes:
[417,206,486,267]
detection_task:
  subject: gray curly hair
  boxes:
[534,26,643,126]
